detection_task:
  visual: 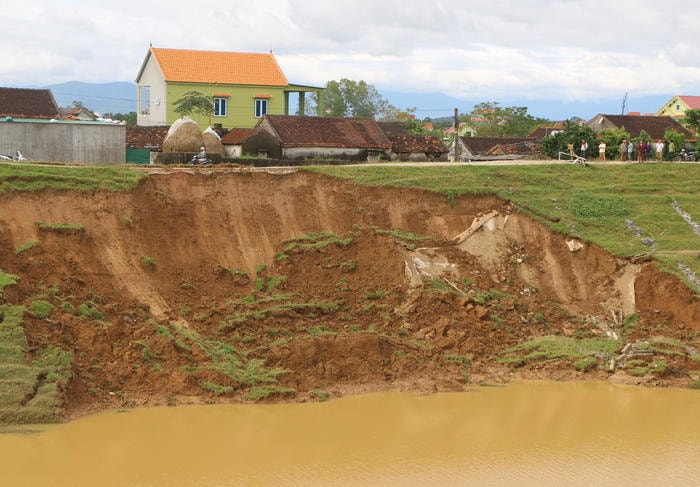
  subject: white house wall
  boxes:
[223,145,242,157]
[136,55,168,127]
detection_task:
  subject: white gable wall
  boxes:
[136,55,168,127]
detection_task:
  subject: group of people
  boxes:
[580,138,673,163]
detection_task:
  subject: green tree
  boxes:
[316,79,395,118]
[541,120,597,159]
[663,128,686,160]
[598,127,631,160]
[468,101,550,136]
[103,112,137,126]
[172,91,213,120]
[683,108,700,135]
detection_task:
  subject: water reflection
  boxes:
[0,381,698,486]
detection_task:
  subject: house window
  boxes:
[255,98,268,118]
[676,104,680,110]
[139,86,150,115]
[214,97,227,117]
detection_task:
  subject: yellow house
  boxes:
[656,95,700,125]
[135,46,322,129]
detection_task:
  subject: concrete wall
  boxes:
[0,121,125,164]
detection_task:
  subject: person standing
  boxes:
[580,139,588,159]
[598,140,606,161]
[627,139,634,160]
[668,140,676,161]
[655,139,665,162]
[636,139,644,163]
[619,139,628,161]
[644,141,652,161]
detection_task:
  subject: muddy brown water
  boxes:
[1,381,698,487]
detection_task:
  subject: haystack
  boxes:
[202,127,224,154]
[162,117,203,153]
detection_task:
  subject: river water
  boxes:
[0,381,698,487]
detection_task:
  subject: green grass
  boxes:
[443,353,472,367]
[499,335,621,367]
[308,164,700,288]
[0,164,145,194]
[311,389,330,401]
[0,269,20,295]
[155,321,289,397]
[369,226,429,242]
[14,240,40,254]
[36,222,85,231]
[282,232,353,254]
[247,385,295,401]
[0,305,72,424]
[29,300,53,319]
[219,298,340,329]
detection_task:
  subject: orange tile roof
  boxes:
[150,47,289,87]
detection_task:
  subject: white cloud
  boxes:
[1,0,699,105]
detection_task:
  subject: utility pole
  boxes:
[621,92,628,115]
[453,108,460,162]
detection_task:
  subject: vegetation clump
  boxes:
[0,305,72,424]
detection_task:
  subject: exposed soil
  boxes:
[0,169,697,421]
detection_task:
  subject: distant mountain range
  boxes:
[42,81,136,115]
[20,81,671,122]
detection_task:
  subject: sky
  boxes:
[2,0,699,120]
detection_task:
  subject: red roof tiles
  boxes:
[126,125,169,150]
[0,87,60,119]
[221,128,256,145]
[389,135,447,154]
[263,115,391,149]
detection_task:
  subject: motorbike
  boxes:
[189,153,212,166]
[674,148,696,162]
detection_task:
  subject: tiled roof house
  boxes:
[220,128,256,157]
[656,95,700,118]
[0,87,60,119]
[452,136,541,161]
[586,114,694,140]
[377,121,448,160]
[135,47,322,130]
[656,95,700,133]
[388,135,448,161]
[243,115,391,161]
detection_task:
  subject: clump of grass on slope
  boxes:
[0,304,72,424]
[499,335,621,369]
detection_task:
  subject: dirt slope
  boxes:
[0,170,697,420]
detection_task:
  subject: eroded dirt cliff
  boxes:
[0,169,697,421]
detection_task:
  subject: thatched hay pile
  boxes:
[202,127,223,154]
[162,117,203,153]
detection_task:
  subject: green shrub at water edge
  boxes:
[574,356,598,372]
[499,336,621,367]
